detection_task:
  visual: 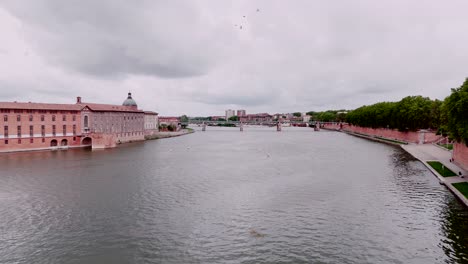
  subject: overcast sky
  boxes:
[0,0,467,116]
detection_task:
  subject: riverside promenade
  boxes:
[145,129,194,140]
[401,144,468,207]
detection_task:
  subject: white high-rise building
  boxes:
[225,109,235,120]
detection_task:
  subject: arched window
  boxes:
[84,115,89,128]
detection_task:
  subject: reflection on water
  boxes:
[0,127,467,263]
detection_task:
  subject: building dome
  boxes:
[123,92,138,107]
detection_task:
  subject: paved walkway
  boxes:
[401,144,468,207]
[145,129,194,140]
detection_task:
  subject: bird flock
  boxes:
[235,8,260,30]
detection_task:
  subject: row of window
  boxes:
[3,115,77,122]
[3,125,77,137]
[0,109,79,114]
[3,137,77,145]
[3,138,44,144]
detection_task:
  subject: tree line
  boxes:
[323,78,468,145]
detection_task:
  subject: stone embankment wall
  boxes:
[322,123,441,144]
[453,142,468,171]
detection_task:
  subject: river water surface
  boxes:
[0,127,467,263]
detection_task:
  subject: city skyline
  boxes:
[1,1,468,116]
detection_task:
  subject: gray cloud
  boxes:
[1,0,236,79]
[1,0,468,116]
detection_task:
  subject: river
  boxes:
[0,127,467,263]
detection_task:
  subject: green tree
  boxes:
[180,115,189,123]
[445,78,468,144]
[316,111,336,122]
[228,115,239,121]
[392,96,433,131]
[293,112,302,117]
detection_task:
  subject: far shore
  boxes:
[145,128,194,140]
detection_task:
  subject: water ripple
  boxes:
[0,128,467,263]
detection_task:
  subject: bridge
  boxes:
[185,120,336,132]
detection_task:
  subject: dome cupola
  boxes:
[123,92,138,108]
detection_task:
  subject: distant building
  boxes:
[237,110,246,117]
[159,116,180,131]
[225,109,235,120]
[239,113,273,123]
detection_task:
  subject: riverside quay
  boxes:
[0,93,159,152]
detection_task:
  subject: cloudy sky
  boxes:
[0,0,467,116]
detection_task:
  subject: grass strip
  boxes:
[437,143,453,150]
[427,161,457,177]
[452,182,468,199]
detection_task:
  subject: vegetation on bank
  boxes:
[427,161,457,177]
[346,96,442,131]
[306,110,347,122]
[340,78,468,146]
[452,182,468,199]
[159,124,178,131]
[444,79,468,145]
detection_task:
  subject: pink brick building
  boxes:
[144,111,159,136]
[239,113,273,123]
[0,102,83,152]
[1,92,157,152]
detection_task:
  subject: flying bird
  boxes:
[257,8,260,12]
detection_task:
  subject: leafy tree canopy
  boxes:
[445,78,468,144]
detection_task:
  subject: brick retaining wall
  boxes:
[453,142,468,171]
[322,123,441,144]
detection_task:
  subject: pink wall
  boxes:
[453,142,468,171]
[0,136,81,152]
[322,123,441,144]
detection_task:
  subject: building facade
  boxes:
[0,102,83,152]
[237,110,246,117]
[144,111,159,136]
[239,113,273,123]
[225,109,235,120]
[1,92,158,152]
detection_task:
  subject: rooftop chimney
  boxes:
[77,96,82,103]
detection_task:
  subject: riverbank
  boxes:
[327,127,468,206]
[401,144,468,207]
[145,128,194,140]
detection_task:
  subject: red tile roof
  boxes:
[0,101,148,113]
[78,103,143,113]
[0,101,82,111]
